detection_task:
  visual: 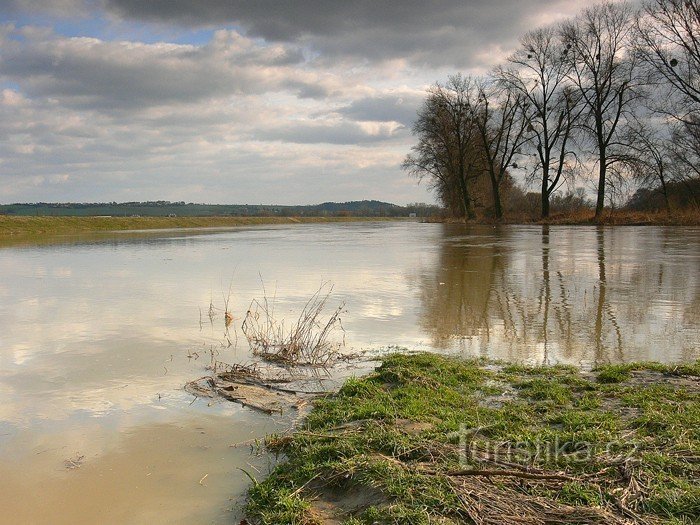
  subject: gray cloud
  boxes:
[255,120,406,145]
[0,27,329,111]
[337,93,423,127]
[100,0,586,68]
[2,0,590,68]
[0,0,90,16]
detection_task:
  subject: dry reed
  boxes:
[241,282,345,366]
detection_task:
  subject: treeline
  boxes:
[0,200,442,218]
[404,0,700,221]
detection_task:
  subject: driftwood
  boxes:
[185,363,322,415]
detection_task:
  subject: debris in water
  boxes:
[64,454,85,470]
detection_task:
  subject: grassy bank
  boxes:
[246,353,700,524]
[0,215,400,240]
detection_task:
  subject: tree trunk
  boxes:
[490,170,503,220]
[457,173,475,221]
[541,192,550,218]
[594,151,606,220]
[658,171,671,215]
[541,167,550,219]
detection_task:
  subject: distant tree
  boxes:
[616,119,674,213]
[668,118,700,207]
[550,187,594,213]
[561,2,639,219]
[500,27,581,219]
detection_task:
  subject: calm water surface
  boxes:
[0,222,698,523]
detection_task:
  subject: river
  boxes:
[0,222,698,523]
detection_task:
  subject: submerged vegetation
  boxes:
[242,283,346,367]
[188,283,349,415]
[245,353,700,524]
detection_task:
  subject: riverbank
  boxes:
[245,353,700,524]
[536,209,700,226]
[428,209,700,226]
[0,215,401,243]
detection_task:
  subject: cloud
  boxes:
[336,92,424,126]
[255,119,405,145]
[0,0,90,17]
[0,27,333,111]
[100,0,587,68]
[0,0,598,205]
[4,0,594,68]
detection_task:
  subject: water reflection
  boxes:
[418,224,700,365]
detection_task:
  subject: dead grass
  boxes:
[539,208,700,226]
[241,283,346,367]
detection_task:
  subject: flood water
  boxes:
[0,222,698,524]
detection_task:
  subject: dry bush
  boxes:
[241,283,346,367]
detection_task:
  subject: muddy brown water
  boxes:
[0,222,698,524]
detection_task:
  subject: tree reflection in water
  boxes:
[417,224,700,365]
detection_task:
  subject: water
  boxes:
[0,222,698,524]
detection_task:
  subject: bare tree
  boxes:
[500,27,581,218]
[561,2,639,220]
[668,117,700,207]
[471,78,530,220]
[636,0,700,122]
[403,75,482,220]
[618,118,674,213]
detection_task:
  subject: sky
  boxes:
[0,0,595,205]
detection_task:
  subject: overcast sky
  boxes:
[1,0,597,205]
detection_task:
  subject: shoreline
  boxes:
[1,211,698,245]
[0,216,404,246]
[429,209,700,226]
[244,353,700,524]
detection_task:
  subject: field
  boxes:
[0,215,401,242]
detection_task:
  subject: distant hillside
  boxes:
[0,200,442,218]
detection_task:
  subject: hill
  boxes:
[0,200,441,218]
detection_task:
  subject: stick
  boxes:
[445,468,577,482]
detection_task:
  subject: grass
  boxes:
[0,215,400,246]
[594,362,700,384]
[246,353,700,524]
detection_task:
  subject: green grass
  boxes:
[594,362,700,384]
[246,354,700,524]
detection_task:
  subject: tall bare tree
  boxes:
[636,0,700,122]
[561,2,638,219]
[403,75,482,220]
[472,79,530,220]
[500,27,581,218]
